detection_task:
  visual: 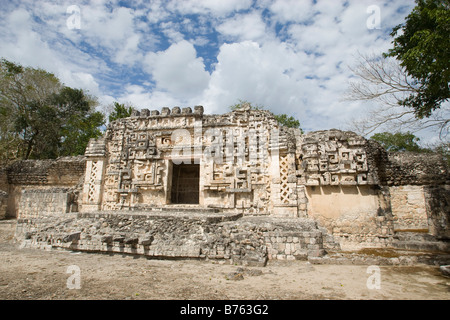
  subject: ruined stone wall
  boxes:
[383,152,448,186]
[0,190,7,220]
[0,168,8,219]
[17,189,74,219]
[6,156,85,186]
[305,185,394,250]
[15,212,333,264]
[0,168,8,192]
[4,156,85,218]
[424,184,450,239]
[383,152,450,236]
[389,185,428,230]
[298,133,449,247]
[293,130,394,250]
[295,130,379,187]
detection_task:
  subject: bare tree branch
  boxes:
[343,52,449,139]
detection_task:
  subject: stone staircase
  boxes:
[131,204,220,213]
[392,230,450,252]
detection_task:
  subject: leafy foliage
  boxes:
[384,0,450,118]
[108,102,133,122]
[273,114,301,130]
[53,87,105,157]
[370,131,425,152]
[0,59,105,163]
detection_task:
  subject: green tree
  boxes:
[370,131,424,152]
[108,102,133,122]
[0,58,62,160]
[384,0,450,118]
[229,99,265,111]
[273,114,301,130]
[0,59,104,162]
[52,87,105,157]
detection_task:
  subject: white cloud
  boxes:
[201,41,306,116]
[113,33,142,65]
[83,6,135,44]
[147,0,171,23]
[144,40,210,100]
[269,0,316,23]
[0,6,104,97]
[159,21,185,43]
[216,12,269,42]
[0,8,56,70]
[3,0,433,141]
[59,71,101,97]
[198,0,417,134]
[118,84,183,110]
[74,3,156,66]
[167,0,253,16]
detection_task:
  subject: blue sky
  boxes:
[1,0,428,140]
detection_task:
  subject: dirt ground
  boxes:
[0,220,449,301]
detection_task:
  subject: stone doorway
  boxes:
[170,163,200,204]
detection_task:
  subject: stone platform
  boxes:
[77,206,243,223]
[14,208,336,266]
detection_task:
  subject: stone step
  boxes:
[131,204,221,214]
[76,209,242,223]
[392,231,450,252]
[392,240,450,252]
[393,230,436,242]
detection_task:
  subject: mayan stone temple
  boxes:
[2,104,449,266]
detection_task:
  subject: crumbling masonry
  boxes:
[2,106,449,265]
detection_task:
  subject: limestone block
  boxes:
[62,232,81,243]
[140,109,150,117]
[194,105,204,115]
[101,235,113,244]
[172,106,181,114]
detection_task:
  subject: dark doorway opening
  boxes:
[171,163,200,204]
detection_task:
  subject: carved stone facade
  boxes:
[81,106,292,216]
[3,106,449,257]
[79,107,386,219]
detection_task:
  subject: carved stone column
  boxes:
[81,138,106,212]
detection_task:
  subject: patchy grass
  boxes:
[394,229,429,233]
[356,248,403,258]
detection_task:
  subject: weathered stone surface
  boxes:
[383,152,449,186]
[113,236,125,243]
[14,212,333,264]
[226,271,244,281]
[100,235,113,244]
[0,190,7,220]
[124,237,139,245]
[440,265,450,277]
[6,156,85,186]
[139,236,153,246]
[424,185,450,239]
[62,231,81,243]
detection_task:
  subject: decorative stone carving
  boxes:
[296,130,375,187]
